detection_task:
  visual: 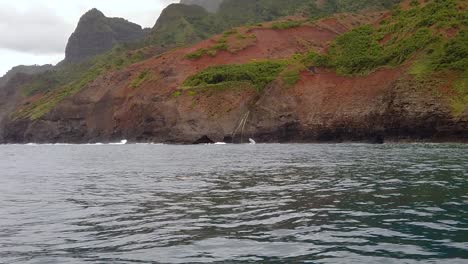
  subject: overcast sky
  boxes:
[0,0,179,76]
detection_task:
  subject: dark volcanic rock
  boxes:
[64,8,145,64]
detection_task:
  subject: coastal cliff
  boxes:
[0,0,466,143]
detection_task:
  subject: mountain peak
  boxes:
[81,8,105,19]
[64,9,144,64]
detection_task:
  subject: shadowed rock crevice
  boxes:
[193,135,215,144]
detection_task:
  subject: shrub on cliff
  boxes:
[320,0,466,75]
[326,25,383,75]
[183,61,286,92]
[271,20,303,30]
[435,30,468,71]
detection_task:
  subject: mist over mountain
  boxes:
[180,0,224,12]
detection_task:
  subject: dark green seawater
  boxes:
[0,144,467,263]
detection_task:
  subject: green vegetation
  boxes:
[22,44,148,97]
[147,4,223,48]
[217,0,400,27]
[13,0,405,120]
[223,29,237,37]
[435,30,468,71]
[410,0,420,7]
[451,71,468,115]
[185,29,255,59]
[181,0,467,116]
[186,48,208,59]
[278,51,327,86]
[188,90,197,96]
[15,44,152,120]
[185,29,234,59]
[130,70,152,88]
[298,50,328,68]
[185,43,228,59]
[320,23,433,75]
[15,66,103,120]
[306,0,466,114]
[316,0,466,75]
[183,61,286,92]
[271,20,303,30]
[184,49,329,91]
[282,69,301,86]
[326,25,383,75]
[318,0,400,13]
[151,0,402,51]
[172,91,182,98]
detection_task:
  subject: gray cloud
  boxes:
[0,4,74,54]
[0,1,181,56]
[0,0,182,76]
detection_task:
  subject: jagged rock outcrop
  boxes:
[180,0,224,13]
[64,8,145,64]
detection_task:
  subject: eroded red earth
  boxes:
[2,13,466,143]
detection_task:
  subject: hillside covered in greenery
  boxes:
[318,0,467,75]
[149,0,401,48]
[11,0,406,120]
[182,0,467,115]
[316,0,467,114]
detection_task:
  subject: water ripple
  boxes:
[0,143,467,263]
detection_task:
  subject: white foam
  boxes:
[109,139,127,145]
[22,141,128,146]
[26,143,74,146]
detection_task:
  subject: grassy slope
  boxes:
[14,0,402,120]
[320,0,467,75]
[320,0,467,114]
[183,0,467,115]
[14,45,152,120]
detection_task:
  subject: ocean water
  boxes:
[0,143,467,263]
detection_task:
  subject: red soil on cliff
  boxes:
[118,12,389,98]
[5,8,467,144]
[100,11,414,138]
[290,67,404,122]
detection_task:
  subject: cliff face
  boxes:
[2,12,466,144]
[180,0,224,13]
[0,0,466,144]
[0,65,54,139]
[64,9,145,64]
